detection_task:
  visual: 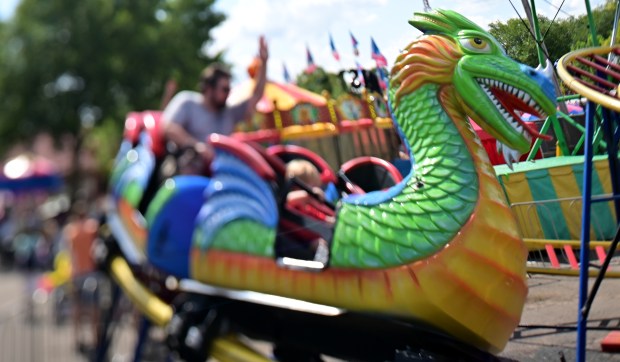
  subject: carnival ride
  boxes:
[95,8,564,361]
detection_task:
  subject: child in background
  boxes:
[284,159,332,264]
[285,159,326,206]
[63,200,100,354]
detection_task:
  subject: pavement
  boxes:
[2,269,620,361]
[500,274,620,362]
[0,270,83,362]
[0,270,139,362]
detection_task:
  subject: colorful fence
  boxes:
[496,155,617,241]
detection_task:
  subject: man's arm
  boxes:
[165,122,214,161]
[162,94,214,160]
[165,121,199,148]
[242,36,269,121]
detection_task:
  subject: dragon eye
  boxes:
[459,37,491,53]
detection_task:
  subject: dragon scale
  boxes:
[332,80,480,268]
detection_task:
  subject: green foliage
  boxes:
[0,0,225,156]
[295,67,346,99]
[488,0,616,67]
[82,117,122,177]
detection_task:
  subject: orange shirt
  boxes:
[64,218,99,277]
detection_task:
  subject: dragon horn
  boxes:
[535,59,555,82]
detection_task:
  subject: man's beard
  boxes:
[213,98,227,110]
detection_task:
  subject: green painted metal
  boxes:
[585,0,600,46]
[524,0,570,156]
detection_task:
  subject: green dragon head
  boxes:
[391,9,557,166]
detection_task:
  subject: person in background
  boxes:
[162,36,269,173]
[63,199,100,355]
[285,159,327,208]
[284,159,333,264]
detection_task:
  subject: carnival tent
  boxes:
[0,154,62,192]
[228,79,326,113]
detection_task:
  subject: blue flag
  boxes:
[283,62,292,83]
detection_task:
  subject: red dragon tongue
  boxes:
[490,88,553,141]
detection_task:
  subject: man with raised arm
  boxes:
[163,36,269,172]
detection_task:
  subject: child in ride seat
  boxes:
[284,159,332,263]
[285,159,325,205]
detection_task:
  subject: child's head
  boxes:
[286,159,322,188]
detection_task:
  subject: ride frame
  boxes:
[526,0,620,360]
[92,3,620,361]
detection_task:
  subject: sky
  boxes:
[0,0,608,85]
[212,0,607,84]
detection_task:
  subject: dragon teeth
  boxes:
[477,78,541,115]
[498,142,522,170]
[477,78,549,135]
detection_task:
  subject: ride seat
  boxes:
[209,134,277,181]
[142,111,167,159]
[266,143,338,217]
[266,144,337,185]
[235,144,334,259]
[123,112,146,146]
[339,156,404,193]
[135,111,171,214]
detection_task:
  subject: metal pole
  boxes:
[522,0,571,153]
[601,108,620,219]
[585,0,600,46]
[609,1,620,47]
[523,0,545,65]
[576,101,596,362]
[607,1,620,65]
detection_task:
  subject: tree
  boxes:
[488,1,615,67]
[296,67,346,99]
[0,0,225,159]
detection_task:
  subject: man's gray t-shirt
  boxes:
[162,91,249,142]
